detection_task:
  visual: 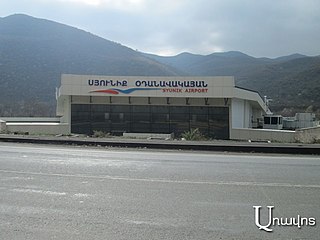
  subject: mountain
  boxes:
[144,51,307,76]
[237,56,320,114]
[143,52,204,73]
[0,14,319,117]
[0,14,181,116]
[145,51,320,116]
[274,53,307,62]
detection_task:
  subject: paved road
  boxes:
[0,142,319,239]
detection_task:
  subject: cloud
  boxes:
[1,0,320,57]
[56,0,146,11]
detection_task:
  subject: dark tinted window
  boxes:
[71,104,229,139]
[264,117,271,124]
[271,117,278,125]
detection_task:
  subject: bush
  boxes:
[92,130,110,138]
[181,128,206,141]
[312,138,320,144]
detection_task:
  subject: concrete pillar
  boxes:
[0,119,7,133]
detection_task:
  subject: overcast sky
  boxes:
[1,0,320,57]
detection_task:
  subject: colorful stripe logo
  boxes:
[90,88,161,95]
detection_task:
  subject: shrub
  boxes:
[312,138,320,144]
[181,128,206,141]
[92,130,110,138]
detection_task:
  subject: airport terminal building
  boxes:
[56,74,270,139]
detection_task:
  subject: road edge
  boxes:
[0,135,319,155]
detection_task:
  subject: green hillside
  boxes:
[237,57,320,115]
[0,14,181,116]
[146,52,320,116]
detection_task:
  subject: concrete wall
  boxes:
[295,126,320,143]
[1,117,71,135]
[0,117,60,122]
[123,133,174,140]
[6,123,70,135]
[231,126,320,143]
[233,87,270,114]
[230,128,296,142]
[231,99,252,128]
[0,120,6,133]
[283,113,318,130]
[231,99,245,128]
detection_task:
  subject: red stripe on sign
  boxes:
[92,89,119,94]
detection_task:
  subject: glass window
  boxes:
[170,113,189,122]
[195,114,208,122]
[264,117,271,124]
[190,106,208,115]
[71,104,229,139]
[73,104,90,112]
[91,105,107,112]
[91,111,105,121]
[132,113,150,122]
[170,106,189,114]
[151,106,169,113]
[131,122,151,133]
[271,117,278,125]
[74,112,90,121]
[209,107,228,115]
[151,123,170,133]
[119,113,124,121]
[170,122,190,135]
[152,113,169,122]
[110,113,123,122]
[132,105,150,113]
[112,105,130,113]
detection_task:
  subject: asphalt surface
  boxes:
[0,142,319,239]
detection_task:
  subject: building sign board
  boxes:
[88,79,209,95]
[59,74,235,98]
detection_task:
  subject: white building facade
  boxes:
[56,74,269,139]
